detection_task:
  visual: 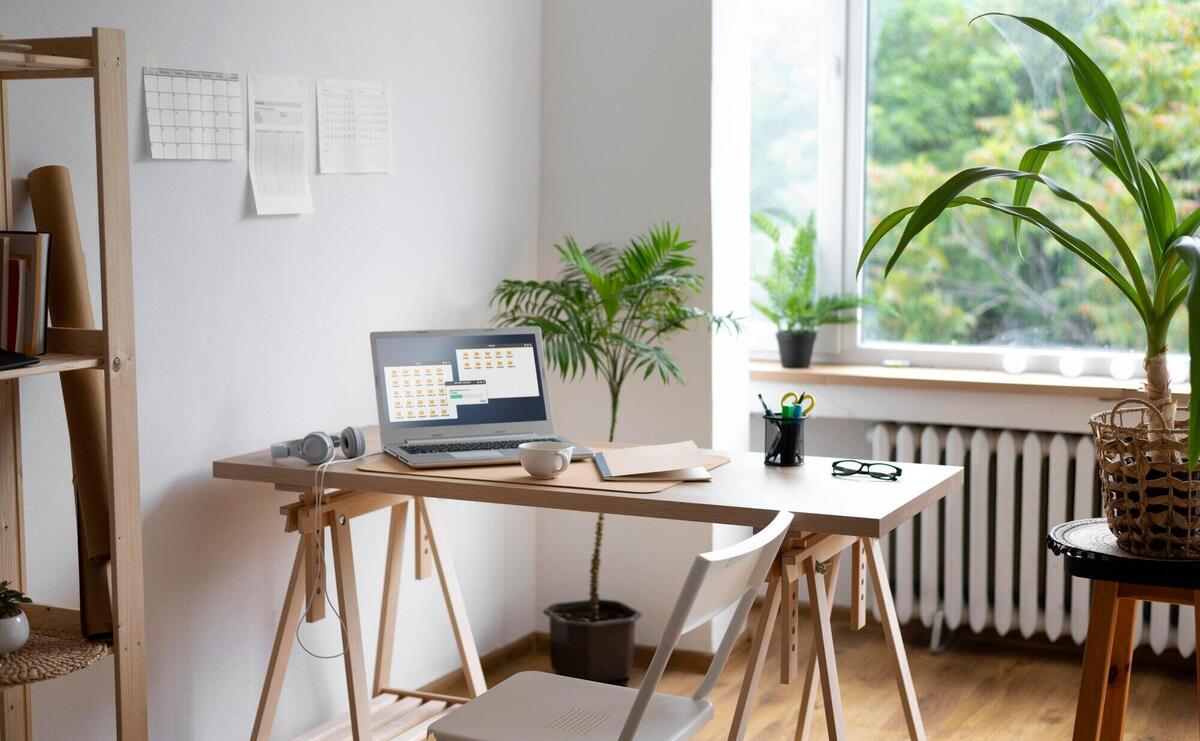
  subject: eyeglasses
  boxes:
[831,459,902,481]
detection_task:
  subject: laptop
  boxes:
[370,328,593,468]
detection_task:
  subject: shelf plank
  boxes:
[0,353,102,382]
[0,626,110,687]
[0,50,92,76]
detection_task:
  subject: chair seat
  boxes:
[428,671,713,741]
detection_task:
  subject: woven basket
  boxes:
[1091,398,1200,559]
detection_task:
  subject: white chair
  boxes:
[428,510,793,741]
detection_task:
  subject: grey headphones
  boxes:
[271,426,366,465]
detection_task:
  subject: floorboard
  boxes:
[433,606,1196,739]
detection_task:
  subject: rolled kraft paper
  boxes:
[28,166,113,637]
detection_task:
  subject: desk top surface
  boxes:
[213,432,963,538]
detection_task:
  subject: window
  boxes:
[748,0,827,353]
[751,1,1200,372]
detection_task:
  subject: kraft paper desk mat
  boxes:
[357,448,730,494]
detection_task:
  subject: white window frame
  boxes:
[746,0,850,359]
[750,0,1158,380]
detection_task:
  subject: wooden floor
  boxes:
[435,606,1197,739]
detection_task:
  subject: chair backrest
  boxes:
[617,510,792,741]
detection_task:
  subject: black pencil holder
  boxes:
[764,413,805,467]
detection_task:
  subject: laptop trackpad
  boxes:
[447,450,505,460]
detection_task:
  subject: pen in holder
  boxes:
[763,412,805,467]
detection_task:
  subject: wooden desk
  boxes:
[214,433,962,740]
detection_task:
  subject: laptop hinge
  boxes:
[401,432,546,446]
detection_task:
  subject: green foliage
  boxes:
[0,581,30,619]
[752,211,864,333]
[492,223,740,615]
[868,0,1027,170]
[859,13,1200,461]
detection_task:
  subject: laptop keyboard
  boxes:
[403,438,560,455]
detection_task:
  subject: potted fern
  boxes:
[753,211,863,367]
[860,14,1200,558]
[492,223,738,682]
[0,581,31,655]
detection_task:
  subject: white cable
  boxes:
[295,448,349,660]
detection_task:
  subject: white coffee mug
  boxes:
[519,441,574,479]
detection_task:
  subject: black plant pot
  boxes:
[544,600,640,685]
[777,330,817,368]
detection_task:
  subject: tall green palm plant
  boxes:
[492,223,739,617]
[860,13,1200,461]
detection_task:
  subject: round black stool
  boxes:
[1048,518,1200,739]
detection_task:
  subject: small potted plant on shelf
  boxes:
[752,211,864,368]
[492,222,739,684]
[0,581,31,655]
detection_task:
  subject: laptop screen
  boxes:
[372,330,549,432]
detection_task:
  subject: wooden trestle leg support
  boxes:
[252,490,484,741]
[728,536,926,741]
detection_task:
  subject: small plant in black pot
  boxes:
[752,211,863,368]
[493,223,739,684]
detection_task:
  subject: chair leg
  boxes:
[805,557,846,740]
[728,569,783,741]
[1098,597,1137,741]
[795,553,843,741]
[1073,580,1120,741]
[864,537,925,741]
[252,539,307,741]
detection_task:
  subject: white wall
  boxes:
[536,0,751,653]
[3,2,541,738]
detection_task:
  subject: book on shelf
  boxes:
[0,238,6,350]
[0,232,50,356]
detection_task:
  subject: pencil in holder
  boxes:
[764,413,805,467]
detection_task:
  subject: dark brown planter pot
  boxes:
[777,330,818,368]
[544,600,640,684]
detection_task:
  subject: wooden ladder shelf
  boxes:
[0,28,147,740]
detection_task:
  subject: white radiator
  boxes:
[868,423,1194,657]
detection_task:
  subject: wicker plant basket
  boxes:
[1091,398,1200,559]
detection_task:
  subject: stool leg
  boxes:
[252,539,306,740]
[781,567,800,685]
[728,569,783,741]
[1074,580,1120,741]
[419,498,487,697]
[795,553,843,741]
[373,500,410,696]
[805,556,846,740]
[864,538,924,741]
[330,515,372,739]
[1099,598,1137,741]
[1194,593,1200,738]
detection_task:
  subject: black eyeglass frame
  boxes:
[831,459,903,481]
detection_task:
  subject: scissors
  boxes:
[779,391,815,418]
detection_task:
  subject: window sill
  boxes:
[749,361,1191,401]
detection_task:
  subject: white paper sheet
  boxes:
[247,74,313,215]
[144,67,245,161]
[316,79,393,174]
